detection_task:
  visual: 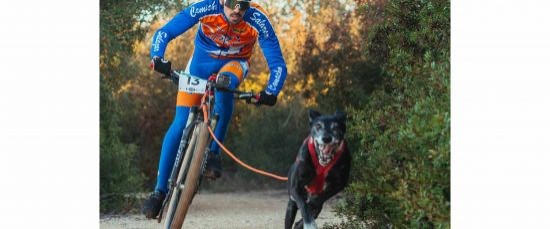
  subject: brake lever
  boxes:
[240,93,260,106]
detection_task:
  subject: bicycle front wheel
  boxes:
[160,122,199,228]
[169,122,210,228]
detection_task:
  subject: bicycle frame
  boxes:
[158,70,257,228]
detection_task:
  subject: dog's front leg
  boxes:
[289,166,317,228]
[285,199,298,229]
[308,184,344,209]
[290,188,317,229]
[291,194,317,229]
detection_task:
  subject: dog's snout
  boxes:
[322,136,332,144]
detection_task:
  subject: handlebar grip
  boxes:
[253,94,260,104]
[161,70,179,85]
[234,92,257,104]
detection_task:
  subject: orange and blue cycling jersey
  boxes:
[150,0,287,194]
[150,0,287,95]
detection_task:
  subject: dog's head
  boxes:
[308,109,347,166]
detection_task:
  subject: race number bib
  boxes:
[177,72,207,94]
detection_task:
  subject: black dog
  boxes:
[285,110,351,229]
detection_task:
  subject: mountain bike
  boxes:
[157,70,259,229]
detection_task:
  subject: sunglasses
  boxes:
[224,0,250,11]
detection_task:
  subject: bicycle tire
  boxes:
[169,122,210,228]
[160,123,200,228]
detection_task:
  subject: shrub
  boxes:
[100,79,145,213]
[329,0,450,227]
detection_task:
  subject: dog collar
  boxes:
[305,136,346,195]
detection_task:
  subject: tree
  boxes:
[100,0,180,212]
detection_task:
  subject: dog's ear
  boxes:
[334,110,347,133]
[309,109,322,125]
[334,110,347,123]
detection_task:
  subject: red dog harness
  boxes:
[304,136,346,195]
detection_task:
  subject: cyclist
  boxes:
[142,0,287,219]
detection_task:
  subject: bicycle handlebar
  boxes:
[162,70,179,85]
[162,70,260,104]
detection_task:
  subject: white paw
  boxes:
[304,221,318,229]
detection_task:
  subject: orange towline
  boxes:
[206,125,288,181]
[200,94,288,181]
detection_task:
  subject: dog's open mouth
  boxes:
[314,140,339,166]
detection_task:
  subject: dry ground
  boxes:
[100,190,344,229]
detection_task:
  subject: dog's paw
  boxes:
[303,221,318,229]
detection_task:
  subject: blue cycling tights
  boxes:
[154,51,248,193]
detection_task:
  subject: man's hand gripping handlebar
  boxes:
[158,68,261,105]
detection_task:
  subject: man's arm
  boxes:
[247,8,288,96]
[150,0,218,59]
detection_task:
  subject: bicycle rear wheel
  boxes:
[169,122,210,228]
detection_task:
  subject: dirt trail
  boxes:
[100,190,343,229]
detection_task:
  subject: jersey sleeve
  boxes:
[150,0,218,59]
[248,10,287,96]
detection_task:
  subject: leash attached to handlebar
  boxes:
[161,70,287,181]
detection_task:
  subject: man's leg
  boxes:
[142,52,212,219]
[204,60,248,179]
[142,93,201,219]
[155,95,203,193]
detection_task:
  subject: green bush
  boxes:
[100,79,145,213]
[100,0,177,212]
[328,0,450,227]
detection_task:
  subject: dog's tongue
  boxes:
[322,144,335,156]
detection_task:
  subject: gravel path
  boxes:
[100,190,343,229]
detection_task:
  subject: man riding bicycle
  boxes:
[142,0,287,219]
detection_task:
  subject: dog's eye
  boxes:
[315,123,322,130]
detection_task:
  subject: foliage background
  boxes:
[100,0,449,227]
